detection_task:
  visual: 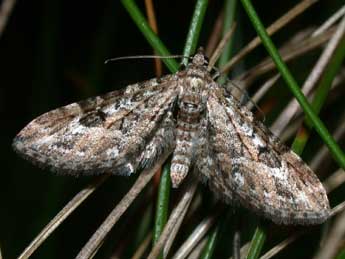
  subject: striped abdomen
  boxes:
[170,90,204,187]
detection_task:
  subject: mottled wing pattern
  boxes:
[205,87,330,225]
[13,49,330,226]
[195,117,235,203]
[13,75,178,176]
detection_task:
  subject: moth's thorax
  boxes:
[178,77,207,108]
[178,56,211,110]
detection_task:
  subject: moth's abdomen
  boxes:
[171,91,203,187]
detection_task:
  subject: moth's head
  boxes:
[191,47,209,67]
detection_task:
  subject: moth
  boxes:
[13,48,330,225]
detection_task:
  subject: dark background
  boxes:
[1,0,344,258]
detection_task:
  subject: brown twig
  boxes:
[187,237,208,259]
[232,230,241,259]
[220,0,318,74]
[228,242,250,259]
[18,175,108,259]
[0,0,16,38]
[147,180,198,259]
[208,23,237,71]
[260,233,302,259]
[275,70,345,143]
[330,201,345,217]
[311,109,345,171]
[314,209,345,259]
[246,74,281,110]
[323,169,345,194]
[171,212,218,259]
[205,10,224,58]
[237,27,336,87]
[312,4,345,37]
[145,0,162,77]
[109,188,154,258]
[271,15,345,135]
[163,197,190,258]
[131,232,153,259]
[75,154,169,259]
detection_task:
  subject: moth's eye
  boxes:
[185,103,198,109]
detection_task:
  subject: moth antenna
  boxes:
[104,55,189,64]
[207,22,237,71]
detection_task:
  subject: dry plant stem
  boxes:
[259,233,301,259]
[162,183,199,258]
[330,201,345,217]
[147,180,198,259]
[322,168,344,195]
[313,4,345,36]
[220,0,318,74]
[264,76,343,151]
[237,27,335,87]
[279,72,345,144]
[314,209,345,259]
[162,197,202,258]
[171,213,217,259]
[271,15,345,135]
[110,189,154,258]
[0,0,16,37]
[279,117,304,143]
[75,155,168,259]
[131,232,153,259]
[18,175,108,259]
[187,237,208,259]
[246,74,280,110]
[311,112,345,170]
[323,169,345,193]
[144,0,162,77]
[333,66,345,86]
[277,74,343,143]
[163,198,190,258]
[228,242,250,259]
[205,10,224,57]
[233,230,241,259]
[208,23,237,71]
